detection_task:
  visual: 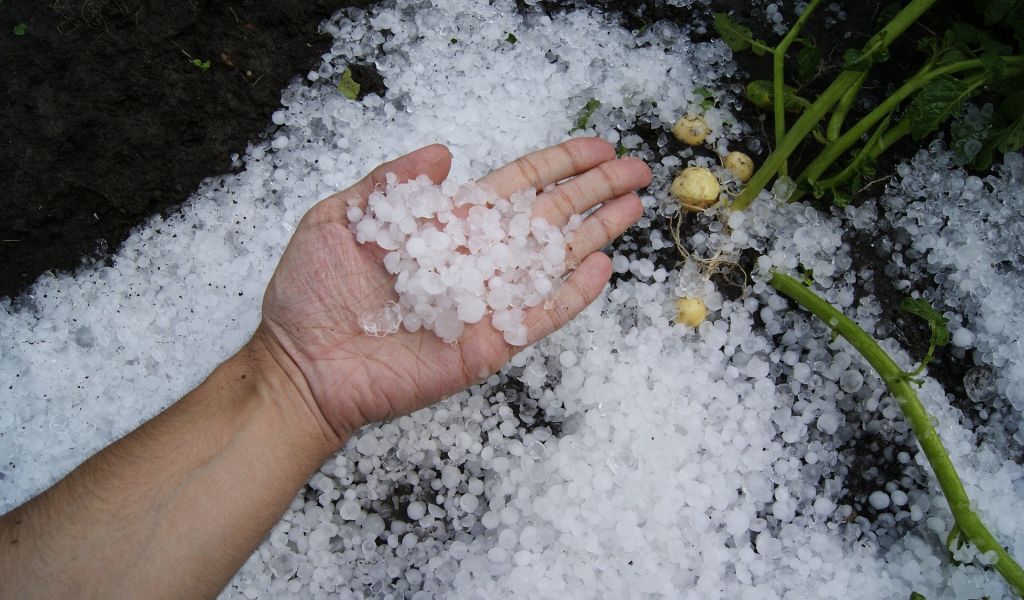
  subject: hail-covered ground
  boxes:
[1,1,1022,598]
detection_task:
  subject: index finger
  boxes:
[477,137,616,198]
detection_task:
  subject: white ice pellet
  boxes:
[816,413,841,435]
[813,497,836,517]
[457,296,487,324]
[458,493,479,513]
[611,254,630,273]
[838,370,864,393]
[338,500,361,521]
[355,435,379,456]
[952,328,974,348]
[407,501,427,521]
[441,465,461,489]
[350,174,578,344]
[359,301,402,337]
[868,491,891,510]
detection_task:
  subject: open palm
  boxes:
[256,139,651,441]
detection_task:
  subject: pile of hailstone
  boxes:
[349,174,578,345]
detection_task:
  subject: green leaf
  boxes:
[449,37,458,44]
[1011,13,1024,48]
[900,297,951,349]
[713,13,750,52]
[943,22,1013,55]
[843,46,889,71]
[878,2,902,24]
[909,592,927,600]
[906,76,971,140]
[744,80,810,113]
[571,99,601,132]
[336,67,360,100]
[505,32,517,44]
[745,80,773,108]
[843,49,871,71]
[831,187,852,208]
[804,179,827,199]
[192,58,211,70]
[714,13,768,55]
[694,86,716,110]
[934,47,971,68]
[845,30,891,71]
[975,93,1024,166]
[860,156,878,178]
[916,36,940,58]
[796,39,821,82]
[850,171,864,193]
[13,23,27,36]
[616,143,628,158]
[974,0,1024,26]
[800,267,815,287]
[992,72,1024,97]
[980,52,1007,79]
[996,116,1024,152]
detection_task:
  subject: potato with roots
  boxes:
[672,114,710,145]
[671,166,721,212]
[674,297,708,327]
[723,151,754,183]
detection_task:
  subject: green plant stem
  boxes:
[814,116,892,191]
[731,0,938,210]
[773,0,825,176]
[876,118,911,154]
[768,271,1024,598]
[774,50,789,177]
[827,70,868,141]
[815,118,910,196]
[793,59,1024,201]
[732,69,862,208]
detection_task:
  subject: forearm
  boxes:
[0,334,343,600]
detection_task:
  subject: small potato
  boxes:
[671,114,710,145]
[723,151,754,183]
[671,167,721,212]
[674,297,708,327]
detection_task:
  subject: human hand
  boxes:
[253,139,651,446]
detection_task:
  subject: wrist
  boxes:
[237,327,347,459]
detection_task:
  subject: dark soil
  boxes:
[0,0,375,300]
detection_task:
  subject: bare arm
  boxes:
[0,336,336,598]
[0,139,651,599]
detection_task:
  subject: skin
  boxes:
[0,138,651,599]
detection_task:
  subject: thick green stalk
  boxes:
[773,51,788,176]
[769,271,1024,598]
[827,70,868,141]
[732,0,938,210]
[875,118,911,154]
[795,59,1024,198]
[731,70,862,209]
[773,0,825,176]
[803,118,913,198]
[813,116,892,192]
